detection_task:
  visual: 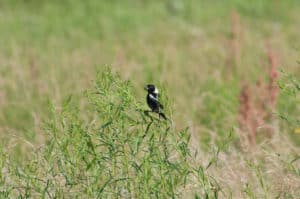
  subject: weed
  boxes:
[1,69,225,198]
[238,45,279,145]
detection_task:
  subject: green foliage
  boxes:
[0,0,299,197]
[1,69,221,198]
[278,71,300,142]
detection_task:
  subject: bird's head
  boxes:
[144,84,159,94]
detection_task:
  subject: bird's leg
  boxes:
[159,112,167,120]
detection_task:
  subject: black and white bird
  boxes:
[144,84,167,120]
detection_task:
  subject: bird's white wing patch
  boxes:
[149,94,158,101]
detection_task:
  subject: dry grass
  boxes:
[0,1,300,198]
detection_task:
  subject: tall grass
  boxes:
[0,69,220,198]
[278,71,300,143]
[1,68,299,198]
[0,1,300,198]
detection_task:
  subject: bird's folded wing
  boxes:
[149,94,164,109]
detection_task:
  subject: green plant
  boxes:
[1,68,223,198]
[278,70,300,142]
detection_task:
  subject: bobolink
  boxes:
[144,84,167,120]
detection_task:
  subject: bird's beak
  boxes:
[144,86,148,91]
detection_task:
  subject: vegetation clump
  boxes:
[0,69,220,198]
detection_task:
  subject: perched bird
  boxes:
[144,84,167,120]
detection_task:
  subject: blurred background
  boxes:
[0,0,299,158]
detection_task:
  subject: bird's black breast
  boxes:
[147,94,160,112]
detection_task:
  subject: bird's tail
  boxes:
[159,112,167,120]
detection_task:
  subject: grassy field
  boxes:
[0,0,300,198]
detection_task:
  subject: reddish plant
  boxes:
[238,45,279,145]
[267,45,279,111]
